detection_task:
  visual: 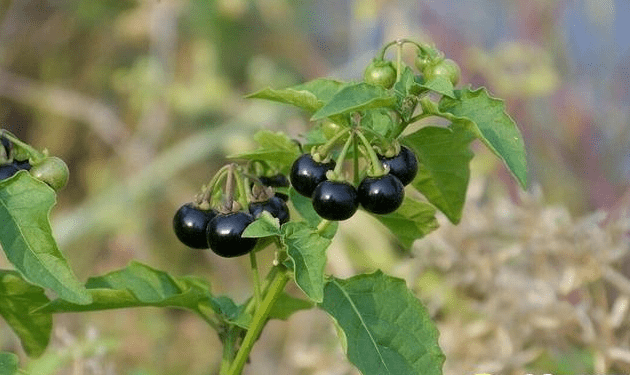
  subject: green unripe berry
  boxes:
[30,156,69,191]
[426,59,461,85]
[364,59,396,89]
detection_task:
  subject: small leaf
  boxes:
[439,87,527,188]
[0,271,52,358]
[38,262,215,320]
[228,130,301,172]
[281,222,332,303]
[246,78,347,113]
[374,196,439,249]
[0,172,91,305]
[242,212,281,238]
[403,126,474,224]
[268,293,314,320]
[311,83,397,121]
[320,271,445,375]
[0,352,19,375]
[414,75,456,98]
[361,110,396,138]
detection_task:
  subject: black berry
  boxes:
[358,174,404,215]
[378,146,418,186]
[0,163,19,180]
[290,154,335,197]
[249,196,290,225]
[206,212,258,257]
[173,203,217,249]
[312,180,359,221]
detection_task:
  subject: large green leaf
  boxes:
[0,172,91,305]
[0,352,19,375]
[246,78,347,113]
[0,271,52,358]
[320,271,444,375]
[439,87,527,188]
[403,126,474,224]
[281,222,332,303]
[374,196,439,249]
[228,130,301,171]
[311,83,397,121]
[38,261,232,323]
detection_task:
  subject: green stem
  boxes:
[234,168,251,208]
[219,329,238,375]
[331,131,356,179]
[227,268,290,375]
[396,40,403,83]
[249,251,262,310]
[198,164,231,208]
[0,130,46,161]
[352,135,359,186]
[316,219,331,234]
[355,130,385,176]
[315,127,351,160]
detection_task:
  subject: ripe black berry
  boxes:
[173,203,217,249]
[14,159,31,171]
[290,154,335,197]
[0,163,19,180]
[249,196,290,225]
[358,174,404,215]
[206,212,258,257]
[312,180,359,221]
[378,146,418,186]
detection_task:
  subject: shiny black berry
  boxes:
[0,163,19,180]
[290,154,335,197]
[249,196,290,225]
[358,174,404,215]
[378,146,418,186]
[312,180,359,221]
[259,174,290,188]
[173,203,217,249]
[207,212,258,257]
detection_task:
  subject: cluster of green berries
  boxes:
[172,166,290,258]
[0,132,69,191]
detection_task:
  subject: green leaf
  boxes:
[0,271,52,358]
[228,130,301,172]
[0,172,91,305]
[246,78,347,113]
[38,261,219,321]
[374,196,439,249]
[281,222,332,303]
[320,271,445,375]
[207,295,251,329]
[403,126,474,224]
[268,293,314,320]
[0,352,19,375]
[439,87,527,188]
[242,212,281,238]
[414,75,456,98]
[311,83,397,121]
[362,110,396,138]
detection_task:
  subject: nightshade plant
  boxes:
[0,39,527,375]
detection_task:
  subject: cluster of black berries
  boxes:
[290,146,418,221]
[173,173,290,258]
[0,136,31,181]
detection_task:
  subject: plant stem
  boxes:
[227,268,290,375]
[396,39,403,83]
[355,130,385,176]
[249,251,262,310]
[331,131,355,178]
[219,329,238,375]
[316,127,351,159]
[352,135,359,186]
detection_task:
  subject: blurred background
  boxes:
[1,0,630,374]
